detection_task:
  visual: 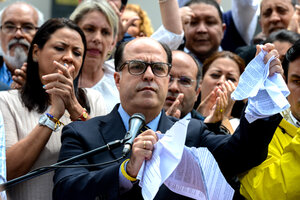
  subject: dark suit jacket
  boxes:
[190,109,205,121]
[53,104,282,200]
[221,11,247,52]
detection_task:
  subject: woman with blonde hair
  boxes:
[69,0,119,111]
[122,3,154,37]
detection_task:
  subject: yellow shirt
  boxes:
[239,119,300,200]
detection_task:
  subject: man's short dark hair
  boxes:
[188,53,202,90]
[184,0,223,22]
[265,29,300,44]
[282,39,300,81]
[114,40,172,72]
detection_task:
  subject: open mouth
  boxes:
[166,96,176,101]
[9,43,29,50]
[165,96,176,105]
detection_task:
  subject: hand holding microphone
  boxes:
[123,113,146,155]
[123,113,158,178]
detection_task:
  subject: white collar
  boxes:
[289,110,300,128]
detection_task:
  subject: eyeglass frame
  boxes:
[0,23,38,35]
[169,75,196,88]
[117,60,172,77]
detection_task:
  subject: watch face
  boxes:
[39,114,56,131]
[39,114,48,124]
[83,112,88,119]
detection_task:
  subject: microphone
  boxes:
[123,113,145,155]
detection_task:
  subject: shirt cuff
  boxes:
[151,25,184,50]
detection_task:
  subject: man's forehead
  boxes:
[2,3,37,23]
[172,51,192,63]
[172,52,197,71]
[189,3,222,21]
[124,38,167,59]
[126,38,162,48]
[261,0,293,9]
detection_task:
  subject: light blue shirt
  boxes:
[0,62,13,87]
[118,104,161,132]
[0,111,7,200]
[118,104,162,194]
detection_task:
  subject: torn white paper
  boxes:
[164,147,209,200]
[164,147,234,200]
[137,119,189,200]
[137,118,234,200]
[231,48,290,123]
[190,147,234,200]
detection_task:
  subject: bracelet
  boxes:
[121,159,137,182]
[71,108,89,121]
[159,0,168,3]
[46,113,64,129]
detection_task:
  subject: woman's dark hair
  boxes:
[200,51,246,118]
[21,18,89,113]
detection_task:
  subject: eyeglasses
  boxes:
[0,23,38,35]
[169,75,195,87]
[118,60,171,77]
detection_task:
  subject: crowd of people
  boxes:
[0,0,299,199]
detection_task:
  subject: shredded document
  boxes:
[231,48,290,123]
[137,119,189,200]
[137,119,234,200]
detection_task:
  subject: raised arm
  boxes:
[5,62,88,180]
[151,0,184,50]
[159,0,182,35]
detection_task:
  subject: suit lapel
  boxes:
[157,112,175,133]
[98,105,127,159]
[98,108,176,158]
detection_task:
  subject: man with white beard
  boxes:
[0,2,44,88]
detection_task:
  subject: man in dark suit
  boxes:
[53,37,283,200]
[164,50,205,121]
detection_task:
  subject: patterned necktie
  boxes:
[140,125,150,133]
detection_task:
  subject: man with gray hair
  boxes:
[0,2,44,88]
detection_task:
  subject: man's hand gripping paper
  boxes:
[232,44,290,123]
[136,119,189,200]
[136,119,234,200]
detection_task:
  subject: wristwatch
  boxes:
[39,114,58,131]
[78,109,88,121]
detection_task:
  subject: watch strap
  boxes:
[39,114,58,131]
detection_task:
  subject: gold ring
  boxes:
[220,109,223,113]
[143,141,146,149]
